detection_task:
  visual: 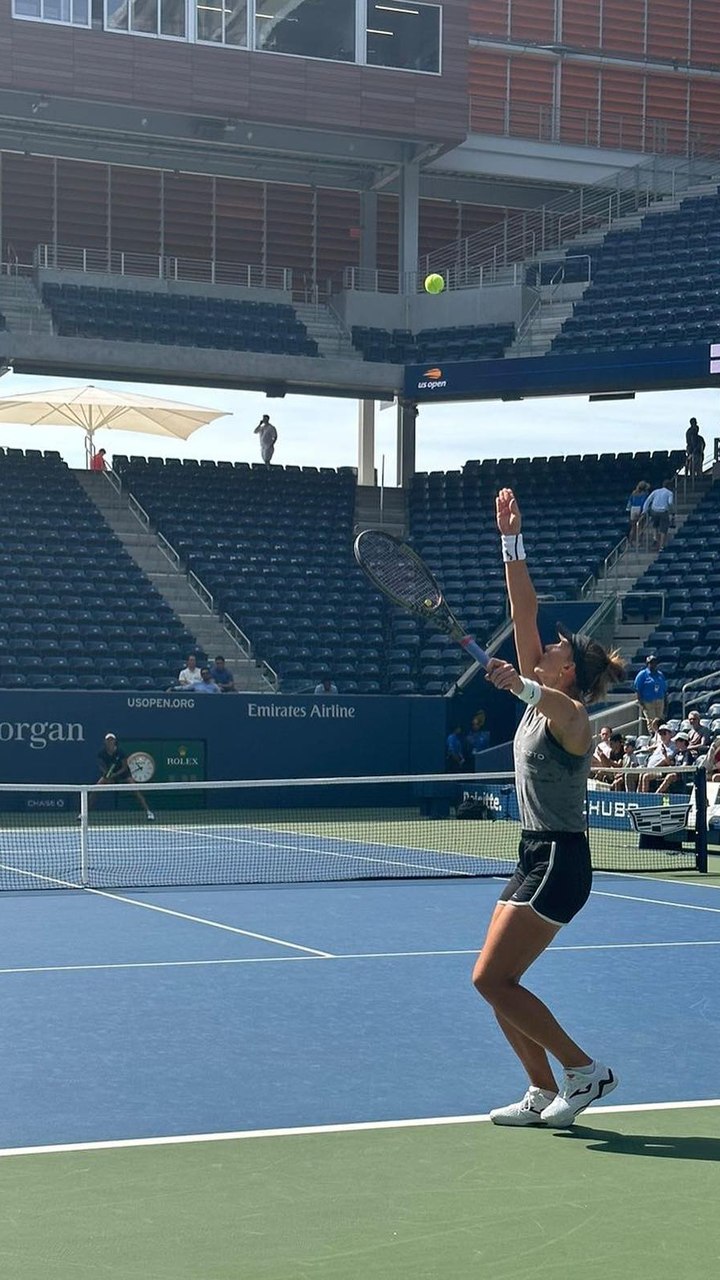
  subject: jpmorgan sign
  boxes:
[0,721,84,751]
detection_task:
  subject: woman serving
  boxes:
[473,488,624,1127]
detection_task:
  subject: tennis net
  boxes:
[0,770,706,891]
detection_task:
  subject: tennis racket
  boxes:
[353,529,489,668]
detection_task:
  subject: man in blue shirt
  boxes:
[195,667,221,694]
[642,478,674,550]
[209,656,236,693]
[634,655,667,727]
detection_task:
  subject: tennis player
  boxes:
[473,488,624,1128]
[92,733,155,821]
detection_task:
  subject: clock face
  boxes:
[127,751,156,783]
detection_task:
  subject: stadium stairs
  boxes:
[77,471,273,693]
[584,473,714,697]
[354,485,407,538]
[0,274,53,336]
[509,174,720,357]
[292,302,360,360]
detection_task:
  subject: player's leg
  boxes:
[473,902,589,1070]
[126,779,155,820]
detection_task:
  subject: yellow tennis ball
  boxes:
[423,597,434,608]
[424,273,445,295]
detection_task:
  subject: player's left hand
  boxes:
[485,657,523,696]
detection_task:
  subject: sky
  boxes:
[0,369,716,480]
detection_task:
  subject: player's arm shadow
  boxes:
[554,1126,720,1162]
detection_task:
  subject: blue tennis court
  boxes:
[2,864,720,1278]
[2,868,720,1148]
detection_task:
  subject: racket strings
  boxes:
[357,533,442,612]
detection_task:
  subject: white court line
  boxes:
[593,888,720,914]
[1,1096,719,1160]
[0,862,333,959]
[2,937,720,978]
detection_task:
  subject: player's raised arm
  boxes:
[496,487,543,678]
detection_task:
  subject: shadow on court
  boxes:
[556,1124,720,1162]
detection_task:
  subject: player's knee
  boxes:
[472,967,507,1002]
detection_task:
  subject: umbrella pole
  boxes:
[84,430,94,470]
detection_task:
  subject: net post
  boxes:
[80,787,89,886]
[695,767,708,874]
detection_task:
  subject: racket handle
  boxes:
[460,636,489,668]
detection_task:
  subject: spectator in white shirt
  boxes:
[314,677,338,695]
[178,655,203,688]
[642,479,674,550]
[639,725,675,791]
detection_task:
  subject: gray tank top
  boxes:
[513,706,592,833]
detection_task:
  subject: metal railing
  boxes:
[35,244,293,292]
[341,261,529,296]
[422,148,720,287]
[682,673,720,719]
[468,94,716,161]
[224,614,278,692]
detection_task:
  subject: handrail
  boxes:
[223,612,279,692]
[157,531,181,570]
[682,671,720,719]
[127,493,151,531]
[188,571,214,612]
[422,148,720,286]
[35,244,293,293]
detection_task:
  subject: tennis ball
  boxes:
[423,597,434,608]
[424,273,445,295]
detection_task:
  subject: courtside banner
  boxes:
[405,340,720,403]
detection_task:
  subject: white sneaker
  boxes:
[490,1086,557,1127]
[541,1062,618,1128]
[146,811,155,821]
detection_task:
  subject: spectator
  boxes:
[594,732,626,789]
[626,481,649,545]
[466,711,491,756]
[705,737,720,783]
[592,725,613,767]
[642,479,674,550]
[686,418,705,480]
[210,655,236,693]
[622,735,640,791]
[314,676,338,694]
[254,414,278,465]
[639,725,676,792]
[446,725,465,772]
[195,667,221,693]
[177,655,203,688]
[90,447,108,472]
[91,732,154,820]
[686,710,710,755]
[655,729,695,795]
[634,655,668,728]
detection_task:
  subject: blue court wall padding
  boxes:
[0,693,446,786]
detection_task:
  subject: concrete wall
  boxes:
[335,284,527,334]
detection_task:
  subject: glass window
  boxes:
[106,0,128,27]
[196,0,246,46]
[255,0,355,63]
[14,0,90,21]
[366,1,441,73]
[131,0,157,32]
[160,0,186,34]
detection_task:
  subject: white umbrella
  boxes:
[0,383,230,463]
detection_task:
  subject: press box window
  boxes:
[13,0,90,24]
[366,1,441,74]
[106,0,187,37]
[255,0,356,63]
[197,0,247,45]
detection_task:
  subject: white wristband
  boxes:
[501,533,526,562]
[515,677,542,707]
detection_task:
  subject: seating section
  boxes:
[551,188,720,354]
[622,480,720,710]
[404,451,683,693]
[0,451,202,691]
[351,323,515,363]
[112,458,390,694]
[114,450,682,697]
[41,284,319,357]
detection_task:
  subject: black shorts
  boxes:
[499,831,592,927]
[651,511,670,533]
